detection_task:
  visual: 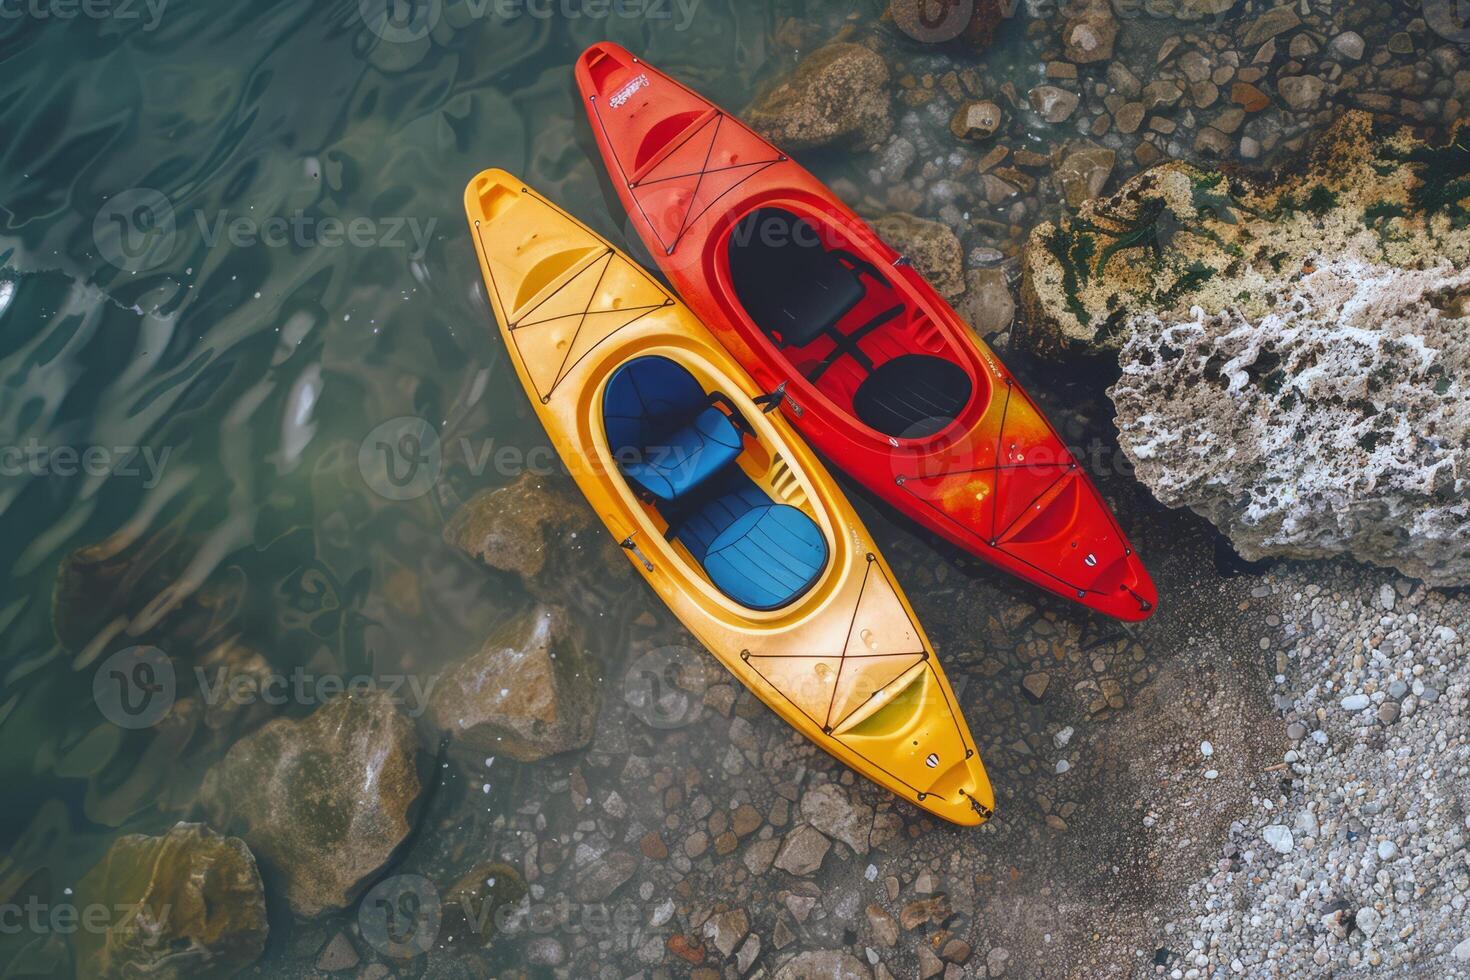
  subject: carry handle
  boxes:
[620,532,655,572]
[753,381,789,415]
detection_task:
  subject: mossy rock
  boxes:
[1019,111,1470,358]
[73,823,267,980]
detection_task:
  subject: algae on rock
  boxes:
[1020,112,1470,358]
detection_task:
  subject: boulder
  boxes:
[74,823,267,980]
[1021,112,1470,358]
[443,472,620,595]
[873,213,965,299]
[745,43,893,151]
[428,606,599,763]
[1112,256,1470,585]
[200,691,425,917]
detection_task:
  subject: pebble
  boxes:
[1200,741,1213,757]
[1262,825,1294,854]
[1053,726,1074,749]
[1331,31,1365,61]
[1340,694,1370,711]
[1028,85,1080,123]
[1377,840,1397,861]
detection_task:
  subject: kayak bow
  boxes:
[465,169,994,824]
[575,43,1158,621]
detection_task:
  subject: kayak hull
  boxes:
[576,43,1158,622]
[465,169,994,825]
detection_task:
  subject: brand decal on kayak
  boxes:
[609,74,650,109]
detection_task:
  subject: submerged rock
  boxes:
[443,862,527,945]
[428,605,599,763]
[74,822,267,980]
[1157,0,1238,18]
[199,691,425,917]
[1053,140,1116,210]
[950,99,1003,142]
[1021,112,1470,358]
[1112,256,1470,585]
[744,42,893,151]
[1060,0,1118,64]
[957,267,1015,340]
[873,212,965,299]
[799,782,874,855]
[443,471,620,596]
[773,948,873,979]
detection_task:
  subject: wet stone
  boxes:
[774,825,830,876]
[950,100,1004,141]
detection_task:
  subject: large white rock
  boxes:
[1111,256,1470,586]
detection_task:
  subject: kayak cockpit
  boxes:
[725,207,975,441]
[603,355,830,611]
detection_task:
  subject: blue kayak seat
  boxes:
[620,406,742,502]
[605,356,745,502]
[702,503,828,611]
[603,355,829,611]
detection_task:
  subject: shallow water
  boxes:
[1,0,1424,975]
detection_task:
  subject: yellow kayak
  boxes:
[464,169,993,825]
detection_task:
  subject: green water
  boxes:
[0,1,1194,976]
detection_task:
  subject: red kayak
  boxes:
[575,43,1157,621]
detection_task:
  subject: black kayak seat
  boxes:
[852,354,973,439]
[727,208,866,349]
[603,356,828,609]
